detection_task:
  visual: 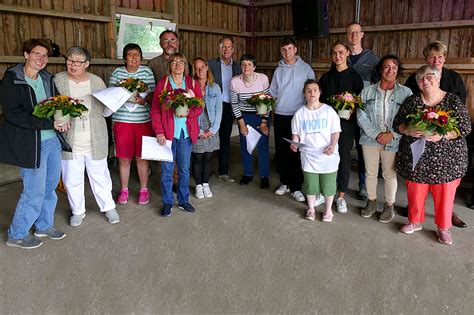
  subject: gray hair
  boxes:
[66,46,92,62]
[415,65,440,81]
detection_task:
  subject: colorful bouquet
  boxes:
[406,107,459,135]
[328,92,364,111]
[246,92,276,115]
[160,88,203,117]
[118,78,148,93]
[32,95,88,119]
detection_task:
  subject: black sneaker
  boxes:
[161,203,173,217]
[34,228,66,240]
[6,235,43,249]
[239,175,253,185]
[260,177,269,189]
[178,202,196,213]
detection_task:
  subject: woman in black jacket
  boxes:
[0,39,70,249]
[319,40,364,214]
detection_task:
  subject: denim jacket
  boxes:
[200,83,223,135]
[357,81,412,151]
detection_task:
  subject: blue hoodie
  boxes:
[269,56,315,116]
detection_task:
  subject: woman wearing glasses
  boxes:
[151,53,203,217]
[0,39,70,249]
[54,46,119,226]
[109,43,156,206]
[394,65,471,245]
[230,54,271,189]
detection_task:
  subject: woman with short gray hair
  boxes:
[54,46,120,227]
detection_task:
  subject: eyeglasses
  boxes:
[171,60,185,66]
[416,73,437,82]
[126,52,141,57]
[66,59,87,66]
[161,38,178,44]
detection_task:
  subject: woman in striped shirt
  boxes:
[109,43,156,206]
[230,54,271,189]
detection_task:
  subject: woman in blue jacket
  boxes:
[191,58,223,198]
[357,54,412,223]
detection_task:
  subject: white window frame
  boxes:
[116,14,176,59]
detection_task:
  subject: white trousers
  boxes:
[61,154,116,215]
[362,145,398,204]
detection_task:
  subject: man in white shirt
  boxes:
[208,37,241,182]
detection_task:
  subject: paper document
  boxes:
[283,138,307,148]
[141,136,173,162]
[246,125,262,154]
[410,138,426,171]
[92,87,132,113]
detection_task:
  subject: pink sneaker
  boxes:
[400,223,422,234]
[322,211,334,223]
[138,188,150,205]
[437,229,453,245]
[117,188,129,205]
[305,209,315,221]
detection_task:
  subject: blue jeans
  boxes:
[8,137,61,240]
[239,113,270,178]
[161,134,192,205]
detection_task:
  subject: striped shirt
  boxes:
[230,72,270,120]
[109,66,156,123]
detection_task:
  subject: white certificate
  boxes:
[92,87,132,113]
[283,137,307,148]
[141,136,173,162]
[246,125,262,154]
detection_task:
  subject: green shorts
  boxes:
[303,171,337,196]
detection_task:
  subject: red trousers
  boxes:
[406,179,460,229]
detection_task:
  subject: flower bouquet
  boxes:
[160,88,204,117]
[247,92,276,115]
[328,92,364,120]
[406,107,459,136]
[118,78,149,102]
[32,95,88,126]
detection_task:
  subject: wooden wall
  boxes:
[254,0,474,115]
[0,0,473,113]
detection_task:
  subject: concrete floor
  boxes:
[0,139,473,314]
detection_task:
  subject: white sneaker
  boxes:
[70,213,86,227]
[315,194,325,207]
[195,184,204,199]
[202,183,213,198]
[291,191,305,202]
[336,198,347,213]
[275,185,290,195]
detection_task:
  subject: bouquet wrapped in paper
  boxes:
[406,107,460,136]
[160,88,204,117]
[246,92,276,115]
[118,77,149,102]
[328,91,364,120]
[32,95,88,126]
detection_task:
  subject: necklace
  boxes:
[242,74,256,88]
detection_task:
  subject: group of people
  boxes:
[0,22,470,249]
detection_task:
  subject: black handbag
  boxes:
[56,131,72,152]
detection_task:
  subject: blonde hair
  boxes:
[192,57,215,85]
[423,41,448,58]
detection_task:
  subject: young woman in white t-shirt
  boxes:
[291,80,341,222]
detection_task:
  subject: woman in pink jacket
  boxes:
[151,52,203,217]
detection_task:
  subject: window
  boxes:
[116,14,176,59]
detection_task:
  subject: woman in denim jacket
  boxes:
[357,55,412,223]
[191,58,223,198]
